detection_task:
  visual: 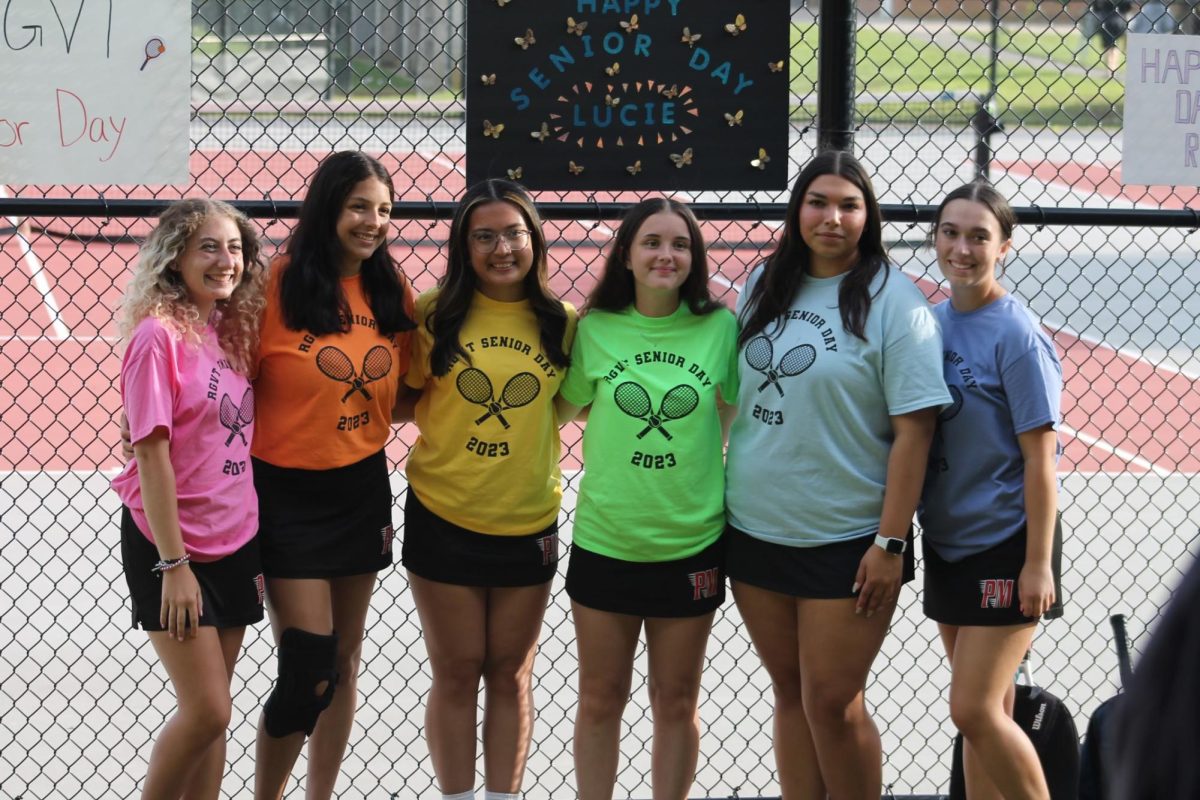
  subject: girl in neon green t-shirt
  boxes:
[557,198,739,800]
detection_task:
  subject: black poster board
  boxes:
[465,0,790,191]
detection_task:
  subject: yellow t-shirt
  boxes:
[405,288,577,535]
[252,259,415,469]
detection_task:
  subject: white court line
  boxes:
[0,185,71,340]
[710,273,738,291]
[1061,423,1174,478]
[431,154,464,176]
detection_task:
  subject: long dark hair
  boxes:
[279,151,414,337]
[738,150,888,347]
[933,181,1016,240]
[586,197,722,316]
[428,179,570,376]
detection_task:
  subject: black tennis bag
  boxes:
[1078,614,1134,800]
[949,654,1080,800]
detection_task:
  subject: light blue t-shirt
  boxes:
[725,265,951,546]
[919,294,1063,562]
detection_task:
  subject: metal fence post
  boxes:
[817,0,857,153]
[973,0,1003,182]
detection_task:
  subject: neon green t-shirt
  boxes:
[406,288,577,535]
[560,304,739,562]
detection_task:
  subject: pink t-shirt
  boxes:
[111,317,258,561]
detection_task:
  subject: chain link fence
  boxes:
[3,1,1198,797]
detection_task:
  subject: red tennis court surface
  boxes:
[3,151,1196,474]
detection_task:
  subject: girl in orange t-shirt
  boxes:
[251,151,416,800]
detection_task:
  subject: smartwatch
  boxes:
[873,534,906,555]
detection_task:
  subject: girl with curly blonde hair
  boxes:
[111,198,268,799]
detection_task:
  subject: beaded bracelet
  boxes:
[151,554,191,574]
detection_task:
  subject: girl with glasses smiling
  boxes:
[398,179,576,800]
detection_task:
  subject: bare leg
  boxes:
[142,626,241,800]
[644,613,715,800]
[305,572,378,799]
[254,578,334,800]
[940,623,1047,800]
[572,602,641,800]
[409,572,487,795]
[731,582,825,800]
[183,627,247,800]
[795,597,895,800]
[481,582,553,794]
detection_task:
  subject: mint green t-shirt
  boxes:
[560,304,739,562]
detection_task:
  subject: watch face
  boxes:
[886,539,905,554]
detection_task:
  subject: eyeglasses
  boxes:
[469,229,531,253]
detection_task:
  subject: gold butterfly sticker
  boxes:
[514,28,535,49]
[530,122,550,141]
[507,167,523,180]
[605,62,620,76]
[626,160,643,176]
[568,160,585,175]
[768,59,785,73]
[659,84,679,99]
[750,147,770,170]
[681,27,701,48]
[669,148,694,169]
[566,16,587,35]
[724,109,744,127]
[725,14,747,36]
[483,119,505,139]
[619,14,638,33]
[481,73,496,86]
[605,93,621,107]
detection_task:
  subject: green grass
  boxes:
[788,22,1126,128]
[190,22,1126,125]
[960,26,1125,73]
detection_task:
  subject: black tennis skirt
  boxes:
[254,449,394,579]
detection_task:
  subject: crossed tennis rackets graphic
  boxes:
[219,387,255,446]
[456,367,542,429]
[744,336,817,396]
[613,381,700,440]
[316,345,393,402]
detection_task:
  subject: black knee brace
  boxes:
[263,627,339,738]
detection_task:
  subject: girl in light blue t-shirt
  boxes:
[724,150,948,799]
[921,182,1063,800]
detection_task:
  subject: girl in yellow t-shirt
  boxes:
[400,179,575,800]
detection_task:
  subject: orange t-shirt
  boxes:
[251,258,415,470]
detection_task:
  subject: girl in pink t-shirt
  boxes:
[111,198,266,799]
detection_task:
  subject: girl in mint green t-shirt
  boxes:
[557,198,739,800]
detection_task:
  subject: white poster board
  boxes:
[1122,33,1200,187]
[0,1,190,185]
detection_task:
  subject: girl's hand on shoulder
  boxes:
[160,566,203,641]
[1018,561,1055,619]
[853,545,902,618]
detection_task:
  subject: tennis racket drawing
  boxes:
[939,385,964,422]
[316,345,392,402]
[219,387,255,446]
[745,336,816,396]
[613,381,700,440]
[456,368,541,429]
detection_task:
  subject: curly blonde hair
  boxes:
[119,199,267,375]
